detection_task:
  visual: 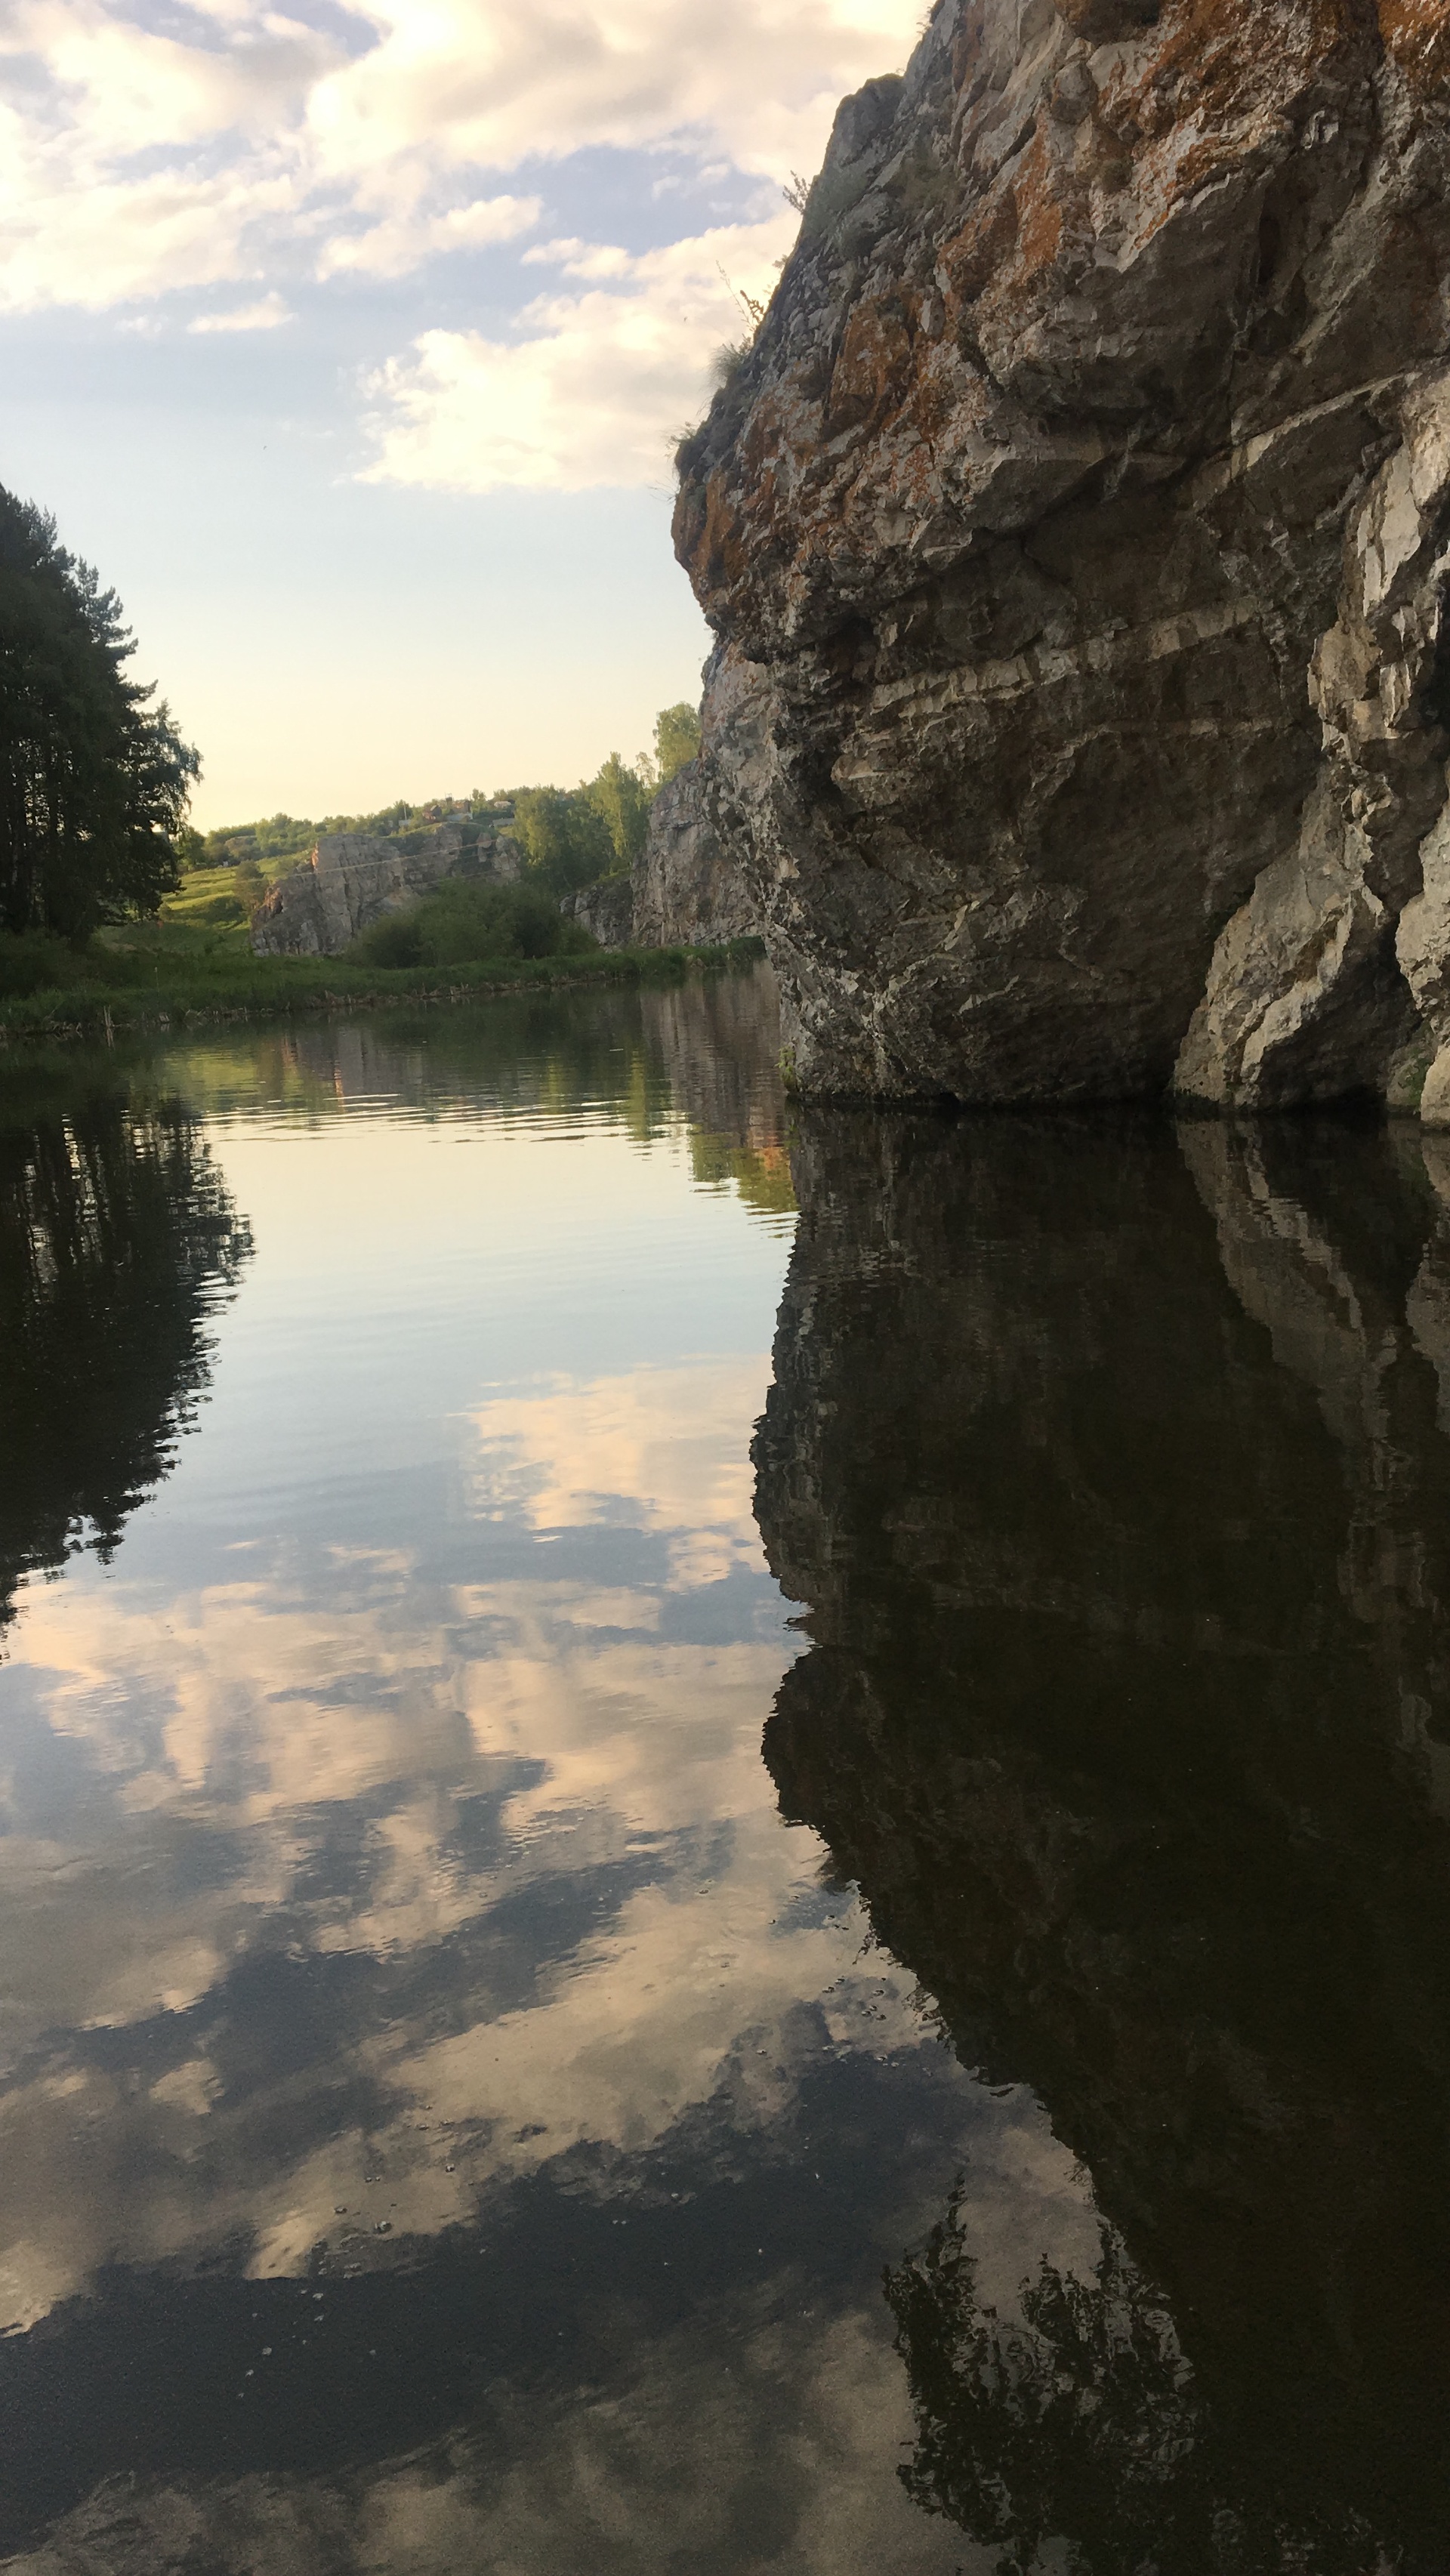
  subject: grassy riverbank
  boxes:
[0,923,767,1046]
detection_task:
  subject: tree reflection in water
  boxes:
[888,2207,1209,2574]
[0,1063,252,1639]
[756,1108,1450,2574]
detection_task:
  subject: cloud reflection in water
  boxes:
[0,979,1087,2573]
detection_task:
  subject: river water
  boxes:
[2,964,1449,2573]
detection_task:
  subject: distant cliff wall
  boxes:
[676,0,1450,1112]
[563,759,760,951]
[632,754,758,947]
[563,873,635,948]
[251,821,522,958]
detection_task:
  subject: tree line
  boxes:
[1,474,704,950]
[186,701,702,905]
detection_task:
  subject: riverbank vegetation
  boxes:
[0,476,720,1044]
[347,877,594,968]
[185,702,703,917]
[0,913,764,1045]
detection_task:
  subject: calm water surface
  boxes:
[2,965,1450,2573]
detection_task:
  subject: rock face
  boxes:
[754,1105,1450,2561]
[563,764,762,950]
[632,757,760,946]
[251,821,522,958]
[563,872,635,947]
[674,0,1450,1109]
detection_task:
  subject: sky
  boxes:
[0,0,921,825]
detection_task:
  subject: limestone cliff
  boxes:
[562,872,635,946]
[675,0,1450,1111]
[632,757,760,946]
[563,762,761,949]
[251,819,522,958]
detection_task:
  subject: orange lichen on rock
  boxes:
[825,301,918,440]
[1378,0,1450,88]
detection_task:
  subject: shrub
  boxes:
[347,880,597,970]
[349,912,424,967]
[0,930,79,997]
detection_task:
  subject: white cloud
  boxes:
[318,189,541,278]
[305,0,921,187]
[362,209,794,492]
[0,159,303,312]
[521,236,634,277]
[0,0,919,313]
[188,287,295,329]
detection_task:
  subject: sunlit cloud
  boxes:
[188,288,295,329]
[317,190,543,278]
[303,0,920,186]
[0,162,303,311]
[362,211,794,491]
[0,0,918,315]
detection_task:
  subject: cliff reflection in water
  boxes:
[0,1066,252,1640]
[755,1109,1450,2573]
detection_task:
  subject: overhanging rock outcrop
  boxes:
[251,819,522,958]
[674,0,1450,1111]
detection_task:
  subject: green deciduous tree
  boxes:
[511,785,615,895]
[584,750,652,871]
[654,702,702,785]
[0,486,200,939]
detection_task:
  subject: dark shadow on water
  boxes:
[755,1105,1450,2573]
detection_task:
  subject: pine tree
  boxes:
[0,486,199,939]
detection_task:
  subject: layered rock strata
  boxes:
[675,0,1450,1109]
[251,820,521,958]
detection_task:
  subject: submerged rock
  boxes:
[251,821,522,958]
[674,0,1450,1109]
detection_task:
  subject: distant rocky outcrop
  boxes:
[632,757,758,946]
[563,872,635,947]
[675,0,1450,1112]
[250,819,523,957]
[560,760,760,951]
